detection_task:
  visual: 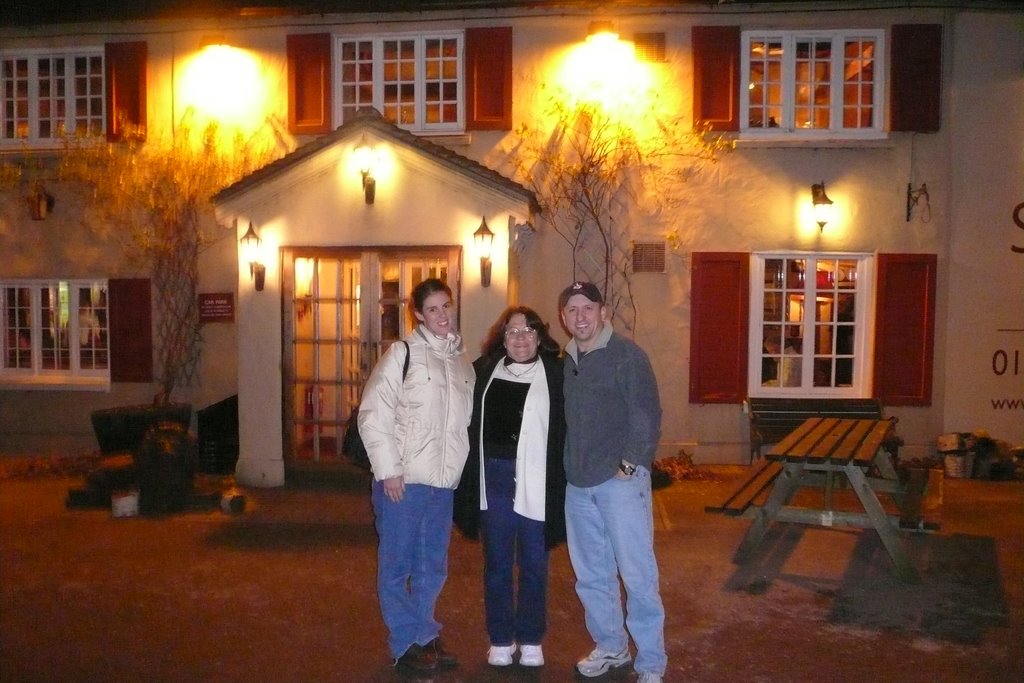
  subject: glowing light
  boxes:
[558,33,653,115]
[295,258,315,298]
[180,45,265,130]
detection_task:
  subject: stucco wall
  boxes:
[3,4,1022,469]
[944,12,1024,442]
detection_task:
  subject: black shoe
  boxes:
[396,644,437,674]
[428,637,458,669]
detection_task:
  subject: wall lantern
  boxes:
[29,183,55,221]
[199,35,229,49]
[906,182,930,222]
[811,181,834,231]
[239,222,266,291]
[473,216,495,288]
[587,20,618,42]
[354,137,377,204]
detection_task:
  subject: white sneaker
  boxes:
[576,646,631,677]
[487,643,516,666]
[519,644,544,667]
[638,673,663,683]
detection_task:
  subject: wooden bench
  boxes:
[704,460,784,517]
[746,397,903,464]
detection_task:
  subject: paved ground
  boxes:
[1,461,1022,683]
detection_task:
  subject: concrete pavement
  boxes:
[1,462,1022,682]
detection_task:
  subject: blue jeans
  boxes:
[565,467,666,675]
[372,481,454,660]
[481,457,548,646]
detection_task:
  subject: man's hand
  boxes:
[382,476,405,502]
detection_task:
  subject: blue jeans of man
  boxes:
[565,467,667,675]
[481,457,548,646]
[372,480,454,660]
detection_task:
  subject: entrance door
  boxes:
[281,247,461,462]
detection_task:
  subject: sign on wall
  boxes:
[198,293,235,323]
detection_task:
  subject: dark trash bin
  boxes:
[197,395,239,475]
[135,421,197,515]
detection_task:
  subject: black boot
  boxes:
[395,643,437,674]
[428,638,458,670]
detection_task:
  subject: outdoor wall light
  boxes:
[906,182,930,222]
[587,20,618,42]
[473,216,495,288]
[354,138,377,204]
[29,183,55,221]
[239,222,266,291]
[811,181,834,231]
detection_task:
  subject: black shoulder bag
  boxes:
[342,341,410,471]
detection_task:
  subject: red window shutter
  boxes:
[890,24,942,133]
[109,278,153,383]
[692,26,740,132]
[287,33,332,135]
[105,42,147,141]
[873,254,937,406]
[465,26,513,131]
[689,252,749,403]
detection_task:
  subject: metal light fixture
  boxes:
[473,216,495,288]
[239,222,265,291]
[587,20,618,42]
[906,183,930,222]
[199,35,229,49]
[354,137,376,204]
[811,181,834,231]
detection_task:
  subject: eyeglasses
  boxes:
[504,326,537,338]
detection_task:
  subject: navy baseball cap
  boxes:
[558,281,604,309]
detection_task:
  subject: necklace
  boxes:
[502,358,539,379]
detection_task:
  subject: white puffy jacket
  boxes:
[358,326,475,487]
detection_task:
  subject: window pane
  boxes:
[753,255,869,394]
[336,32,463,132]
[2,51,103,142]
[743,30,882,137]
[3,286,33,369]
[842,37,876,129]
[747,39,783,130]
[78,284,108,370]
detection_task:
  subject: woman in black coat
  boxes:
[453,306,566,668]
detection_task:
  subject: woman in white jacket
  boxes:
[358,278,475,675]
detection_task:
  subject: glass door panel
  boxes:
[282,247,459,463]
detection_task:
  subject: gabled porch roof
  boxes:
[214,108,539,213]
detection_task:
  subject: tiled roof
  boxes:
[213,108,540,213]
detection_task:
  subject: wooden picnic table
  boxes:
[709,416,933,582]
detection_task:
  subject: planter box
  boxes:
[91,403,192,455]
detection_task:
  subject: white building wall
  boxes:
[2,4,1022,469]
[944,12,1024,442]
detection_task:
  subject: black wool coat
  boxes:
[452,351,567,550]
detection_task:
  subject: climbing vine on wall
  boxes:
[59,115,284,403]
[509,97,731,333]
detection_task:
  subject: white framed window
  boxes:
[741,30,885,140]
[1,280,110,389]
[336,32,463,133]
[748,254,874,397]
[1,48,105,145]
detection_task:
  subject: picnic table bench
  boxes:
[708,416,937,582]
[746,397,903,464]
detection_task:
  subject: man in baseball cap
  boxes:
[557,281,604,311]
[558,279,666,682]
